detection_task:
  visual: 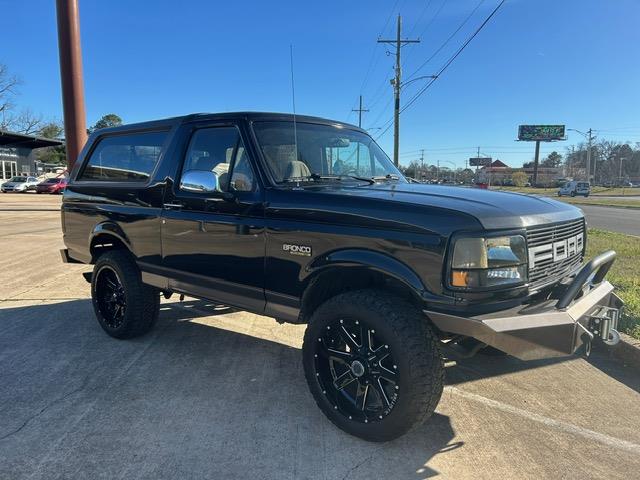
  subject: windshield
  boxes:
[10,176,27,182]
[46,178,62,183]
[252,121,405,184]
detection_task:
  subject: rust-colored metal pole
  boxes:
[56,0,87,170]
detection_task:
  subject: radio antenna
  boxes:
[289,44,299,163]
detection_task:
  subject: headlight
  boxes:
[450,235,527,289]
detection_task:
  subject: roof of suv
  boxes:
[91,112,365,135]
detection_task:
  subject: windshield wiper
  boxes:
[283,173,376,185]
[309,173,375,185]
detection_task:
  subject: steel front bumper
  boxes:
[426,251,623,360]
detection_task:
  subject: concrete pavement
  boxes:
[1,194,640,479]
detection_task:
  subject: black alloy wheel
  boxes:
[303,289,444,442]
[314,317,399,423]
[91,250,159,339]
[95,266,127,329]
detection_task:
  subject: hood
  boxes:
[329,183,583,230]
[3,181,24,187]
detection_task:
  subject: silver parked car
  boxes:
[1,175,40,193]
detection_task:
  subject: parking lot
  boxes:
[1,194,639,479]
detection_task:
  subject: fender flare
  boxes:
[88,222,132,257]
[305,248,428,298]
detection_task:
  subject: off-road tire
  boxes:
[91,250,159,339]
[302,289,444,442]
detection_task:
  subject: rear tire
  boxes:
[91,250,159,339]
[302,289,444,442]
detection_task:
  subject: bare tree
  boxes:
[0,63,20,126]
[0,63,43,134]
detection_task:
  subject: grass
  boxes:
[586,228,640,339]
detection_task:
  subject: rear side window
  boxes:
[79,131,167,182]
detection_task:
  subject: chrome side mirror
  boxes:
[180,170,219,193]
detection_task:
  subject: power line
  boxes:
[347,0,401,122]
[406,0,435,39]
[366,97,393,130]
[377,15,420,166]
[402,0,449,68]
[406,0,486,82]
[375,0,506,140]
[358,0,401,96]
[351,95,369,128]
[402,0,506,114]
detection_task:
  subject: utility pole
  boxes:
[352,95,368,170]
[586,128,595,183]
[352,95,369,128]
[378,15,420,167]
[56,0,87,170]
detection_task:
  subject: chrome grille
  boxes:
[526,218,585,289]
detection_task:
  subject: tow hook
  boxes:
[587,306,621,346]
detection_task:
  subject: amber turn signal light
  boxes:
[451,270,468,287]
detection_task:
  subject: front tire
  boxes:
[302,289,444,442]
[91,250,159,339]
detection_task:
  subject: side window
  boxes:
[79,131,167,182]
[181,127,255,193]
[229,147,255,192]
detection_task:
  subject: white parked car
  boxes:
[558,181,590,197]
[0,175,40,193]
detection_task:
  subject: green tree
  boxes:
[39,121,63,139]
[512,170,528,187]
[90,113,123,132]
[542,151,562,168]
[36,120,66,165]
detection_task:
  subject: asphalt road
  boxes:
[1,195,640,479]
[577,204,640,236]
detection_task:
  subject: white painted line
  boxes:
[445,386,640,455]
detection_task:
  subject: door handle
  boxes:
[163,203,184,209]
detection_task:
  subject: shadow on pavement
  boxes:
[0,298,461,479]
[1,298,638,478]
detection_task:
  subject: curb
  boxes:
[609,332,640,368]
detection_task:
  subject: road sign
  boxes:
[469,157,492,167]
[518,125,565,141]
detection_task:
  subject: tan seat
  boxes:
[285,160,311,179]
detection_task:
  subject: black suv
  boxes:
[61,112,622,442]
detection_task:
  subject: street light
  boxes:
[567,128,595,182]
[400,75,438,90]
[619,156,627,186]
[440,160,457,183]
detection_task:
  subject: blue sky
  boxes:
[2,0,639,168]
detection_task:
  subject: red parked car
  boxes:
[36,177,68,194]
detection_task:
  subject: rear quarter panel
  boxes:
[62,184,165,264]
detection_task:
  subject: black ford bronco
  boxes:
[61,112,622,442]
